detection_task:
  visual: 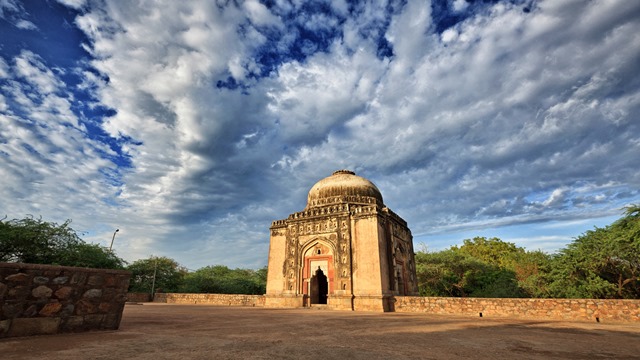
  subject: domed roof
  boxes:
[306,170,383,208]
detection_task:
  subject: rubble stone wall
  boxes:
[153,293,265,307]
[129,291,639,323]
[394,296,640,323]
[126,292,151,303]
[1,262,131,338]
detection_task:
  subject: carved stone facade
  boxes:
[265,170,418,312]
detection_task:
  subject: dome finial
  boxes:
[332,169,355,176]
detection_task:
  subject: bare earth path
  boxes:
[1,303,639,359]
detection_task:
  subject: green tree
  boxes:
[415,249,490,297]
[127,256,187,293]
[455,237,550,297]
[0,216,124,269]
[547,206,640,299]
[181,265,267,295]
[455,237,524,268]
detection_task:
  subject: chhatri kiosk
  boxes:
[266,170,418,312]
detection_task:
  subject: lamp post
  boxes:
[109,229,120,252]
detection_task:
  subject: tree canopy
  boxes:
[545,205,640,299]
[127,256,188,293]
[416,206,640,299]
[180,265,267,295]
[0,216,125,269]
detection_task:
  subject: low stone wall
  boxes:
[126,292,152,303]
[1,262,131,338]
[153,293,265,307]
[394,296,640,322]
[127,291,640,323]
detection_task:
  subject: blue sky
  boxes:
[1,0,639,270]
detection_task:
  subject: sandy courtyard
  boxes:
[1,303,639,359]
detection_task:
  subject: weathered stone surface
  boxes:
[54,286,74,299]
[32,285,53,298]
[83,289,103,298]
[9,285,31,299]
[0,319,10,335]
[23,304,38,317]
[5,273,30,283]
[104,275,117,287]
[98,302,112,313]
[75,299,97,315]
[84,314,105,328]
[70,272,87,285]
[60,304,75,317]
[87,275,104,286]
[39,302,63,316]
[61,316,84,332]
[33,276,49,285]
[0,282,7,299]
[52,276,69,284]
[2,302,23,318]
[9,317,60,337]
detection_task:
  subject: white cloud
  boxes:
[55,0,86,10]
[2,0,640,268]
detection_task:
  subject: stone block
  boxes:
[33,276,50,285]
[83,314,105,328]
[70,272,87,285]
[83,289,103,298]
[98,302,112,313]
[0,319,10,336]
[76,299,97,315]
[103,313,120,330]
[0,282,7,299]
[5,273,30,283]
[2,302,24,318]
[60,304,75,317]
[9,285,31,300]
[55,286,74,299]
[61,316,84,332]
[52,276,69,284]
[104,275,117,287]
[87,275,104,286]
[8,317,60,337]
[39,302,63,316]
[32,285,53,298]
[23,304,38,317]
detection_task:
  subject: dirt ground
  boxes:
[1,303,639,360]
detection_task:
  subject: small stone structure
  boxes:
[1,262,131,338]
[266,170,419,312]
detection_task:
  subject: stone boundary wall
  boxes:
[153,293,265,307]
[126,292,152,303]
[1,262,131,338]
[126,292,639,323]
[394,296,640,322]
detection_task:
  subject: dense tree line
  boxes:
[416,206,640,299]
[126,257,267,295]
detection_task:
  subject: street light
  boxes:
[109,229,120,252]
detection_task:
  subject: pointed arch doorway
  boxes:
[310,267,328,304]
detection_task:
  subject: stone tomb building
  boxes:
[266,170,418,312]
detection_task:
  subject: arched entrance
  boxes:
[310,267,328,304]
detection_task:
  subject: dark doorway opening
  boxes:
[310,267,328,304]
